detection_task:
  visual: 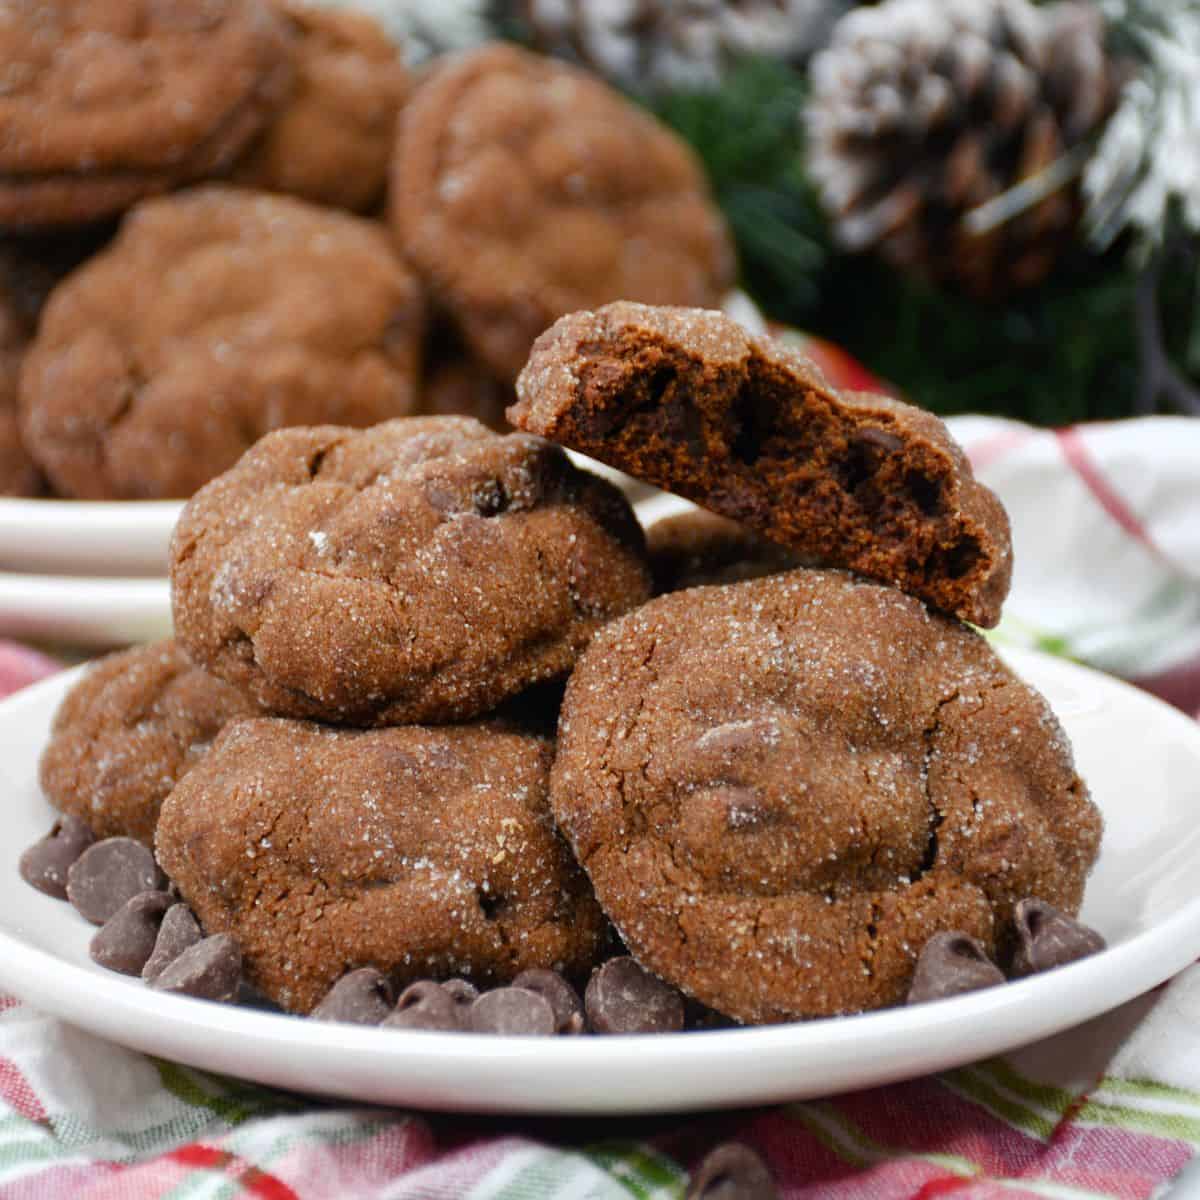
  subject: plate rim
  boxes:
[1,649,1199,1114]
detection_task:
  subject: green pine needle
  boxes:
[647,56,1197,425]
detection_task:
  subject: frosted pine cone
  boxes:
[807,0,1121,298]
[525,0,848,91]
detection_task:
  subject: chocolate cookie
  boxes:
[0,0,292,228]
[170,416,651,725]
[551,570,1100,1023]
[233,1,409,212]
[511,303,1012,627]
[392,44,734,383]
[156,717,605,1013]
[39,640,258,845]
[647,510,801,594]
[20,188,424,499]
[0,291,42,496]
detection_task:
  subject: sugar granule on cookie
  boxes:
[170,416,651,726]
[155,717,605,1013]
[19,187,425,499]
[550,569,1101,1024]
[392,43,734,383]
[511,302,1012,627]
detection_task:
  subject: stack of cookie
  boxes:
[0,0,733,500]
[21,303,1107,1032]
[23,415,654,1025]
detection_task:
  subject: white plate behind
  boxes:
[0,497,181,577]
[0,574,172,647]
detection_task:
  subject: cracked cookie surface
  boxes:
[0,0,292,227]
[170,416,652,725]
[156,716,605,1012]
[19,187,424,498]
[40,640,258,845]
[392,44,734,383]
[511,302,1012,627]
[551,570,1100,1023]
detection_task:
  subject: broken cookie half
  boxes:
[509,302,1012,627]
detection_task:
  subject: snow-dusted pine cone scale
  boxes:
[525,0,848,91]
[807,0,1122,299]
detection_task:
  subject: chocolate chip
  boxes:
[89,891,172,976]
[512,968,585,1034]
[856,427,903,454]
[441,978,479,1019]
[149,934,241,1002]
[19,815,95,899]
[382,980,463,1032]
[66,837,165,925]
[1009,899,1106,978]
[142,904,202,983]
[686,1143,778,1200]
[906,931,1005,1004]
[469,987,556,1036]
[472,477,508,516]
[311,968,393,1026]
[585,956,685,1034]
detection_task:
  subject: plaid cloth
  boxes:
[2,416,1200,1199]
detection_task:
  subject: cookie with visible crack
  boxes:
[510,302,1012,627]
[551,570,1100,1024]
[0,0,292,228]
[19,187,424,499]
[392,44,734,383]
[170,416,651,725]
[40,640,258,845]
[156,716,605,1012]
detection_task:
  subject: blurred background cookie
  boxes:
[392,43,735,383]
[19,187,425,499]
[232,1,409,212]
[0,0,293,228]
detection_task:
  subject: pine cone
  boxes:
[524,0,848,92]
[807,0,1121,299]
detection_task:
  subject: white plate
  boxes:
[0,573,172,647]
[1,649,1199,1115]
[0,497,181,577]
